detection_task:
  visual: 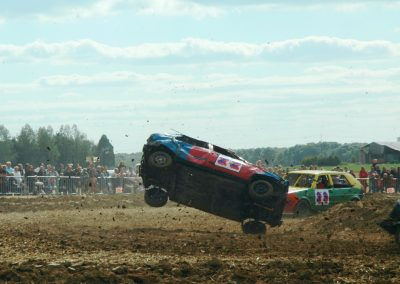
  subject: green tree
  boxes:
[96,134,115,168]
[54,124,95,166]
[13,124,38,164]
[54,125,75,165]
[36,126,59,164]
[302,156,318,166]
[236,142,363,166]
[71,125,95,166]
[0,125,14,163]
[322,155,341,166]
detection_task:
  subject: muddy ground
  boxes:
[0,193,399,283]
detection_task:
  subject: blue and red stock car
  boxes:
[139,133,288,234]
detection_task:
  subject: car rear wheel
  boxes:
[144,187,168,207]
[249,179,274,202]
[241,220,266,235]
[294,200,312,218]
[148,151,173,168]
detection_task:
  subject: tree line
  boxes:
[235,142,365,167]
[0,124,115,168]
[1,124,365,168]
[114,141,365,168]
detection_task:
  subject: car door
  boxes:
[293,174,320,210]
[309,174,333,211]
[184,145,212,168]
[329,174,354,204]
[206,147,248,179]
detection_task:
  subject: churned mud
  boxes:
[0,193,399,283]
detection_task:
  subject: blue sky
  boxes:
[1,0,399,153]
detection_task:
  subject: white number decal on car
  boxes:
[215,154,243,173]
[315,189,329,205]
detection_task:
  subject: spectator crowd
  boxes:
[2,158,399,195]
[0,161,139,195]
[362,165,400,193]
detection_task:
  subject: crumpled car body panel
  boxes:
[140,133,288,226]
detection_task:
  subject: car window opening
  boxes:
[176,135,240,160]
[331,174,351,188]
[316,175,330,189]
[295,174,314,188]
[175,135,209,149]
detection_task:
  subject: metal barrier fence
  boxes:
[1,175,398,195]
[357,177,399,193]
[0,176,142,195]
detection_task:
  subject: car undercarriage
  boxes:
[140,143,288,234]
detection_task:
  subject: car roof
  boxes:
[288,170,351,175]
[157,132,242,160]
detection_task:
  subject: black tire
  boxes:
[241,220,266,235]
[294,200,312,218]
[148,151,173,168]
[249,180,274,202]
[395,227,400,248]
[144,187,168,207]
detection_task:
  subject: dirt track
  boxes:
[0,193,399,283]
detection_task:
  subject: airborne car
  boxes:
[139,133,288,234]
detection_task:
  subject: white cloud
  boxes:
[2,66,399,99]
[0,0,223,22]
[3,89,400,152]
[191,0,400,13]
[0,82,38,95]
[2,0,399,22]
[334,3,366,12]
[383,1,400,9]
[3,92,399,124]
[1,37,399,65]
[36,72,188,88]
[195,0,400,7]
[2,64,400,152]
[137,0,222,18]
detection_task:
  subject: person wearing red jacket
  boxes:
[359,167,369,192]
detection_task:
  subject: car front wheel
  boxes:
[148,151,173,168]
[144,187,169,207]
[249,179,274,202]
